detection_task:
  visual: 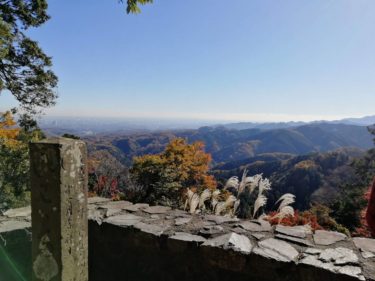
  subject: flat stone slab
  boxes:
[143,206,171,214]
[205,215,239,224]
[300,255,364,280]
[231,227,248,234]
[175,217,192,226]
[123,203,149,212]
[200,225,224,236]
[300,254,337,271]
[170,232,206,243]
[251,233,266,240]
[88,197,111,204]
[353,237,375,255]
[106,209,123,217]
[305,248,323,255]
[0,220,31,233]
[301,254,364,280]
[313,230,347,246]
[237,220,272,232]
[100,201,133,209]
[133,222,168,236]
[104,214,143,227]
[89,208,108,224]
[301,246,364,280]
[361,251,375,259]
[275,234,314,247]
[169,209,191,218]
[202,232,253,254]
[275,225,311,238]
[253,238,299,262]
[319,247,359,265]
[97,201,133,217]
[3,206,31,218]
[338,266,364,280]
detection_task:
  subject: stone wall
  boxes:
[87,198,375,281]
[1,200,375,281]
[0,206,32,281]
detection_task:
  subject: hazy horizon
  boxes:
[37,112,374,125]
[36,110,371,123]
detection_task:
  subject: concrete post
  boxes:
[30,138,88,281]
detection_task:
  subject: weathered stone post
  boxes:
[30,138,88,281]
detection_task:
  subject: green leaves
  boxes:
[0,0,49,28]
[0,0,57,121]
[120,0,153,14]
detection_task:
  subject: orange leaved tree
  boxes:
[0,111,43,209]
[131,138,216,207]
[0,111,20,148]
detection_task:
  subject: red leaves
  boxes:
[267,210,323,231]
[94,175,120,200]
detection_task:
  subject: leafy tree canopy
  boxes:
[330,126,375,232]
[131,138,216,207]
[0,0,58,124]
[0,111,43,209]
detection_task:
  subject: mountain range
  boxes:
[217,115,375,131]
[82,118,374,214]
[85,122,373,166]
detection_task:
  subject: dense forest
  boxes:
[85,123,373,166]
[83,124,375,236]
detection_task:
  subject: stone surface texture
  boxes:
[275,225,312,238]
[30,138,88,281]
[353,238,375,255]
[203,232,253,254]
[2,196,375,281]
[3,206,31,218]
[313,230,347,245]
[254,238,299,262]
[86,198,375,281]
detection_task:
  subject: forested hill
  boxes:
[85,123,373,165]
[211,147,365,211]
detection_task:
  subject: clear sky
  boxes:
[1,0,375,122]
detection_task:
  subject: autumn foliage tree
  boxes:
[0,111,43,209]
[0,111,20,147]
[131,138,216,207]
[88,150,127,200]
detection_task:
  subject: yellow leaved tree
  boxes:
[131,138,216,207]
[0,111,21,149]
[0,111,43,209]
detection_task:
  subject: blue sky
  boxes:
[1,0,375,122]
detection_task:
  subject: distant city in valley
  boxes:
[39,114,375,136]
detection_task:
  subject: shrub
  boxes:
[131,138,216,207]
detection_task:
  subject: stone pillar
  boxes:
[30,138,88,281]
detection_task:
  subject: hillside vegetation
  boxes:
[212,148,364,211]
[85,123,373,166]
